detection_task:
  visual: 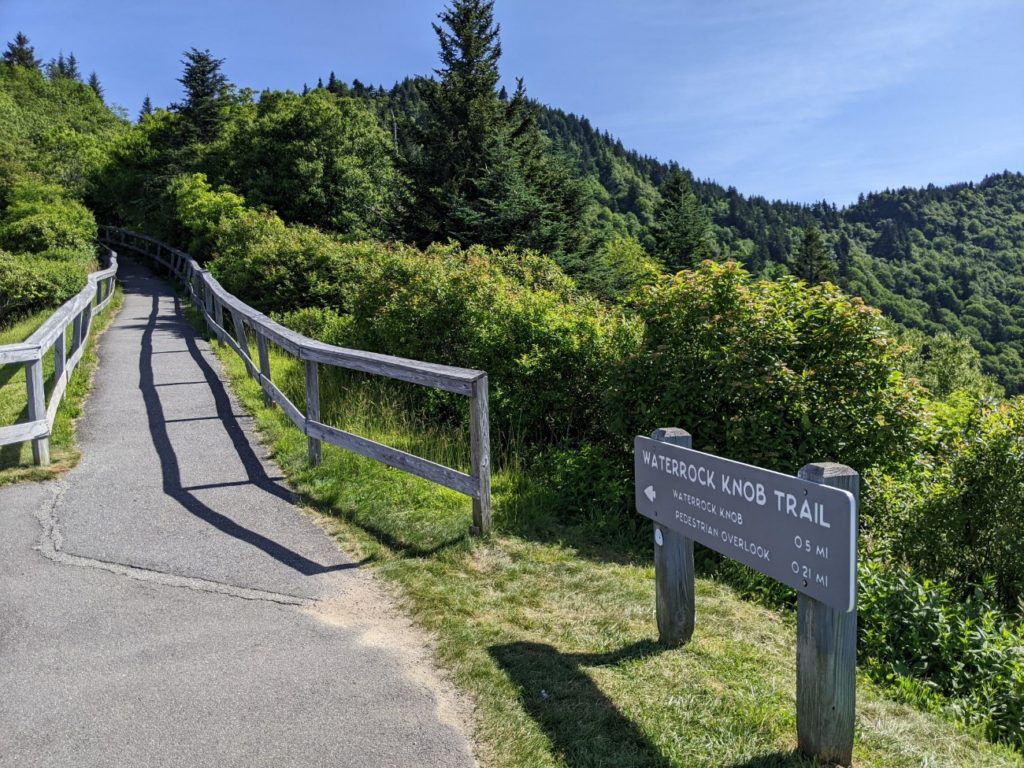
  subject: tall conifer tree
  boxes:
[407,0,586,262]
[651,166,713,271]
[88,71,104,102]
[3,32,40,69]
[792,224,837,284]
[172,48,232,144]
[66,52,80,80]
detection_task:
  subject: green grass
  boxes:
[0,289,123,484]
[204,322,1023,768]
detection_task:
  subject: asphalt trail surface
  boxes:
[0,258,476,768]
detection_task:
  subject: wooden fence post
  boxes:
[255,332,272,406]
[53,328,66,385]
[229,309,248,352]
[650,427,695,647]
[796,463,858,766]
[214,300,225,346]
[81,302,93,341]
[469,374,491,535]
[305,359,321,466]
[71,311,83,355]
[203,277,214,331]
[26,357,48,466]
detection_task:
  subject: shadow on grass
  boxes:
[293,489,470,559]
[492,640,824,768]
[0,403,29,468]
[489,639,674,768]
[728,752,821,768]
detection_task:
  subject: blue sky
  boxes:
[4,0,1022,205]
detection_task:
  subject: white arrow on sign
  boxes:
[644,485,656,503]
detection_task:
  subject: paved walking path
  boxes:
[0,258,476,767]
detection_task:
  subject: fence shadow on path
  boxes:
[131,260,358,577]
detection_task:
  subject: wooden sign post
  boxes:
[796,463,857,766]
[638,428,858,766]
[650,428,695,647]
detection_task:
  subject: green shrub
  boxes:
[210,213,378,315]
[166,172,247,261]
[892,398,1024,609]
[263,238,640,446]
[607,261,921,475]
[336,241,641,445]
[859,558,1024,748]
[0,249,87,323]
[0,180,96,254]
[576,235,663,301]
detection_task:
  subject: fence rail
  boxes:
[98,226,492,534]
[0,246,119,465]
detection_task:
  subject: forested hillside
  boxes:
[533,106,1024,391]
[314,74,1024,390]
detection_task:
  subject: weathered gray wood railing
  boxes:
[0,246,118,465]
[98,226,493,535]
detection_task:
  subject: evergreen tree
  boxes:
[872,218,911,261]
[45,53,67,80]
[835,230,852,276]
[406,0,587,261]
[88,71,104,102]
[66,52,80,80]
[172,48,232,144]
[3,32,41,70]
[792,224,837,284]
[651,166,713,271]
[139,95,153,121]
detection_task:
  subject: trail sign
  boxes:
[634,436,857,612]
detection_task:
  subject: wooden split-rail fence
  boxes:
[0,246,118,466]
[98,226,493,535]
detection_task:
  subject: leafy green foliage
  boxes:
[0,249,87,322]
[608,261,920,475]
[575,235,663,301]
[882,399,1024,609]
[206,90,400,237]
[899,328,1002,400]
[0,180,96,253]
[0,53,116,326]
[0,63,123,200]
[166,172,246,259]
[859,559,1024,748]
